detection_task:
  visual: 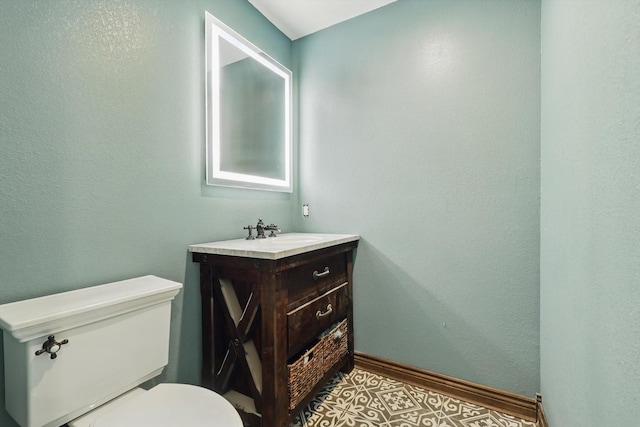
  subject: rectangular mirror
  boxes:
[205,12,292,192]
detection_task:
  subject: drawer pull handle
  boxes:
[316,304,333,319]
[313,267,330,280]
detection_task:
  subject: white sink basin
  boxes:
[188,233,359,260]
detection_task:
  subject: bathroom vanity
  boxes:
[189,233,359,427]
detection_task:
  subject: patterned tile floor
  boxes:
[290,368,538,427]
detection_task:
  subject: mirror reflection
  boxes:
[205,12,292,192]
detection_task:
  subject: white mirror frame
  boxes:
[205,12,293,192]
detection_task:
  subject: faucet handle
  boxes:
[243,225,255,240]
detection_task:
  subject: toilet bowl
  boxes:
[0,275,243,427]
[69,384,242,427]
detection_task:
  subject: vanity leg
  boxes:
[199,265,216,390]
[260,271,289,427]
[344,251,356,373]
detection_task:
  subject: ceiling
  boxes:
[248,0,397,40]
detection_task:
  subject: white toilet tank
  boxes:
[0,275,182,427]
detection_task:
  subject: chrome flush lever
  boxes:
[35,335,69,359]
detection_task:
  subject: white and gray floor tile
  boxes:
[290,368,537,427]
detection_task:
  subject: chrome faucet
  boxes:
[255,218,280,238]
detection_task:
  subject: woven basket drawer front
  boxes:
[287,319,350,411]
[287,340,324,410]
[322,320,349,375]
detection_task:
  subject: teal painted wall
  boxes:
[3,0,638,425]
[293,0,541,396]
[540,0,640,425]
[0,1,291,426]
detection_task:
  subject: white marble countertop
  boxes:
[188,232,360,260]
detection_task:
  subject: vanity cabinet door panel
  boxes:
[287,283,348,358]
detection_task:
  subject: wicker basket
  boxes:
[288,319,350,410]
[287,340,324,410]
[322,319,349,375]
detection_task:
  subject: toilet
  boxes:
[0,275,243,427]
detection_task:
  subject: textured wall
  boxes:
[294,0,541,396]
[0,1,291,426]
[540,0,640,425]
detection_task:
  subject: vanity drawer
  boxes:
[286,253,348,310]
[287,283,349,358]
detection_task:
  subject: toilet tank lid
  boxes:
[0,275,182,342]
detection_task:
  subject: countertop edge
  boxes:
[188,234,360,260]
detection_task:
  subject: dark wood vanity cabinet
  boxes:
[191,240,358,427]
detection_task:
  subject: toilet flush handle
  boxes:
[35,335,69,359]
